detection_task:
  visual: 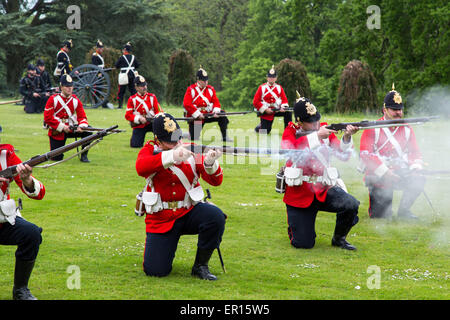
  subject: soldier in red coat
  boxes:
[0,127,46,300]
[253,65,289,134]
[135,113,226,280]
[360,86,425,219]
[183,67,231,142]
[125,75,163,148]
[280,95,360,250]
[44,74,92,162]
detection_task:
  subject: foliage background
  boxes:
[1,0,448,113]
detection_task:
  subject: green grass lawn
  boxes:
[0,101,449,300]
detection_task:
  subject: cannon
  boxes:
[70,64,112,109]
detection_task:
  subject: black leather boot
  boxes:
[12,259,38,300]
[191,248,217,281]
[331,225,357,251]
[80,151,90,163]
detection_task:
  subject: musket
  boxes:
[0,99,22,106]
[69,124,125,134]
[0,125,119,179]
[174,111,254,122]
[256,107,294,117]
[296,116,440,138]
[153,144,305,157]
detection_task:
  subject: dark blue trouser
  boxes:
[0,217,42,261]
[130,123,153,148]
[286,186,360,249]
[143,202,226,277]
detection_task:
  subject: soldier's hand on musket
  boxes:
[317,125,337,139]
[279,107,286,112]
[33,92,40,98]
[173,145,194,163]
[75,126,85,133]
[16,163,34,190]
[139,116,147,124]
[204,149,223,167]
[197,113,205,120]
[265,108,274,115]
[343,124,359,142]
[63,125,72,133]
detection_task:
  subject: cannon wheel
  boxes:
[70,64,111,109]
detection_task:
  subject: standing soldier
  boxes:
[115,42,140,109]
[125,75,163,148]
[35,59,53,113]
[280,94,360,250]
[20,64,46,114]
[43,74,92,163]
[183,66,231,142]
[54,39,74,80]
[253,65,289,134]
[35,59,54,93]
[0,126,46,300]
[91,40,114,109]
[359,85,425,220]
[135,113,226,280]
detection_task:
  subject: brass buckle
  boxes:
[167,201,178,210]
[309,175,318,184]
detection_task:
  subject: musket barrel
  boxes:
[0,125,119,179]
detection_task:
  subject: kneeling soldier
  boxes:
[0,127,46,300]
[135,113,226,280]
[125,75,163,148]
[280,95,360,250]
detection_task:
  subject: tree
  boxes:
[166,0,249,91]
[335,60,378,114]
[165,49,196,105]
[275,58,312,107]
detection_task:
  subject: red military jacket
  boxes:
[281,122,353,208]
[359,116,422,180]
[0,144,45,228]
[183,83,221,119]
[253,82,289,121]
[44,93,89,140]
[136,141,223,233]
[125,92,162,129]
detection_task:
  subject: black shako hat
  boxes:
[267,65,277,78]
[134,75,147,86]
[153,113,182,143]
[123,42,132,52]
[62,39,73,49]
[294,91,321,123]
[96,39,104,48]
[384,83,404,110]
[60,74,74,87]
[196,66,208,81]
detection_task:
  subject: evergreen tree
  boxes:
[276,58,312,107]
[165,49,196,106]
[335,60,378,114]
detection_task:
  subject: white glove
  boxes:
[204,149,222,167]
[173,146,193,163]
